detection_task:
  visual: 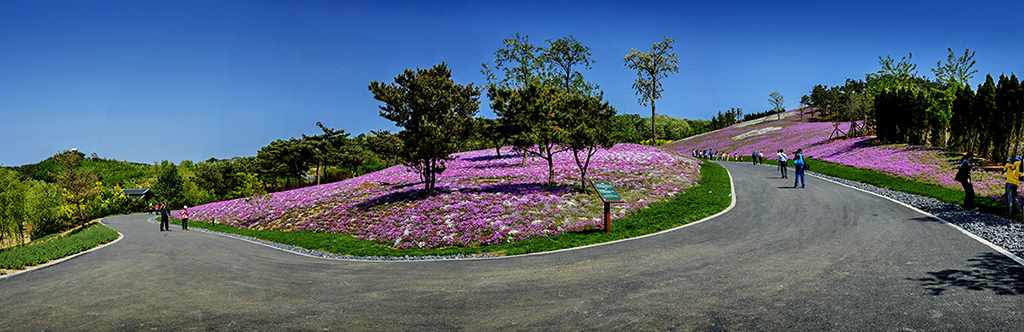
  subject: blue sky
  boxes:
[1,0,1021,166]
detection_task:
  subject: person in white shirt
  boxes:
[776,149,788,179]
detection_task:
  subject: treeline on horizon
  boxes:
[801,48,1024,164]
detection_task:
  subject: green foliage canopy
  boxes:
[369,63,481,196]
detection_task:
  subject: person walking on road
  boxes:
[792,149,806,188]
[956,152,976,210]
[1004,156,1020,216]
[776,149,788,179]
[181,206,190,231]
[159,206,170,231]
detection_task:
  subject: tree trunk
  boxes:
[651,101,657,146]
[547,156,555,191]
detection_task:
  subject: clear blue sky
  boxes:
[2,0,1021,166]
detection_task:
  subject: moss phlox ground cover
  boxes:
[177,143,700,249]
[668,109,1007,202]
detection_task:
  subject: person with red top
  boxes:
[181,206,190,231]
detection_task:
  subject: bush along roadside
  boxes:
[0,221,120,272]
[168,160,732,259]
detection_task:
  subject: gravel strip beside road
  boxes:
[805,170,1024,261]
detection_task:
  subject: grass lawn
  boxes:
[0,221,120,273]
[171,160,733,257]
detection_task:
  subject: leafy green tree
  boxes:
[482,33,545,90]
[303,122,363,185]
[152,162,185,209]
[624,36,679,145]
[932,48,977,89]
[51,150,100,228]
[0,169,27,246]
[194,160,239,200]
[257,138,314,186]
[482,34,599,95]
[474,117,510,157]
[489,82,568,189]
[541,35,599,95]
[369,63,481,196]
[867,53,919,95]
[365,130,405,167]
[611,114,644,143]
[25,180,66,239]
[562,93,617,189]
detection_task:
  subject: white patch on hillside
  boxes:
[734,110,796,128]
[732,127,782,140]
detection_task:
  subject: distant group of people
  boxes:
[692,149,740,161]
[156,205,190,231]
[700,147,809,188]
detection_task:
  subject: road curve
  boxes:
[1,161,1022,330]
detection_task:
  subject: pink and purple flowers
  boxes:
[668,109,1006,201]
[175,143,701,249]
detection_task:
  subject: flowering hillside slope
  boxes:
[666,109,1004,201]
[176,144,700,249]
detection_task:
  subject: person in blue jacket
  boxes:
[792,149,806,188]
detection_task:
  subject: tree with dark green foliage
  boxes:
[303,122,363,185]
[257,138,314,186]
[950,84,976,152]
[994,74,1022,160]
[152,162,185,209]
[482,33,545,91]
[542,35,599,96]
[489,82,568,189]
[482,34,599,96]
[611,114,645,144]
[365,130,404,167]
[369,63,481,196]
[976,75,998,159]
[474,117,510,157]
[562,93,617,190]
[624,36,679,145]
[709,108,743,131]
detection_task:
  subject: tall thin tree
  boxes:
[624,36,679,145]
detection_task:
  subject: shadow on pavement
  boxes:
[909,252,1024,296]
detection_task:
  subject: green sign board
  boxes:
[591,181,624,203]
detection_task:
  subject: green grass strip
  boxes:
[804,157,1001,213]
[175,161,733,257]
[0,222,120,270]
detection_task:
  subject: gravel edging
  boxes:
[146,217,498,261]
[803,169,1024,262]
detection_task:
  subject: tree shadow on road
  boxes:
[908,252,1024,296]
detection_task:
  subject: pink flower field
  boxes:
[666,109,1006,201]
[175,143,701,249]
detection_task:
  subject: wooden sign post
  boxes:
[590,181,624,233]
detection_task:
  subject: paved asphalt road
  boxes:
[1,161,1022,331]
